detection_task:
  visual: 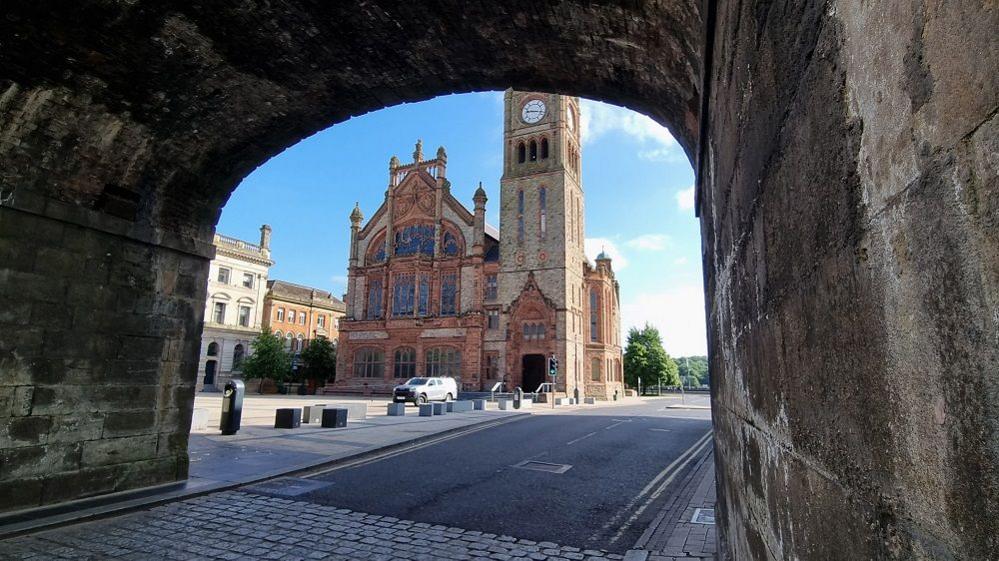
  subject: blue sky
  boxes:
[219,92,706,356]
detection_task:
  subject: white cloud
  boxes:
[584,238,628,269]
[620,284,708,357]
[580,99,679,153]
[675,186,695,211]
[625,234,671,251]
[673,256,689,266]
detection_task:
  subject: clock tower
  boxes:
[497,89,587,396]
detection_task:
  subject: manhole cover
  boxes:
[512,460,573,474]
[691,508,715,525]
[243,477,333,497]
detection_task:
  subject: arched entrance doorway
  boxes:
[521,354,546,394]
[203,360,217,387]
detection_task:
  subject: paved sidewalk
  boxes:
[630,449,717,561]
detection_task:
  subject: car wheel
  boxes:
[417,394,427,405]
[445,393,454,402]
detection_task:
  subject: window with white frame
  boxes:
[238,305,251,327]
[317,315,325,328]
[213,302,226,324]
[217,267,231,284]
[487,309,500,330]
[276,308,285,321]
[242,272,254,288]
[288,309,296,323]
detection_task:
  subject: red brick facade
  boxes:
[334,91,623,398]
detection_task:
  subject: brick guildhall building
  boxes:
[333,90,623,399]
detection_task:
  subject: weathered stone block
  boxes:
[0,476,44,512]
[82,434,158,467]
[583,397,596,405]
[497,399,511,410]
[387,403,406,416]
[419,404,434,417]
[321,408,348,428]
[41,466,118,505]
[473,399,488,410]
[303,404,326,424]
[450,400,473,413]
[274,408,301,429]
[431,402,446,415]
[0,442,82,479]
[101,410,157,437]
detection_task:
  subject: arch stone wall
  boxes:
[0,2,996,560]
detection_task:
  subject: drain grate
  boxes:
[243,477,333,497]
[691,508,715,525]
[512,460,573,474]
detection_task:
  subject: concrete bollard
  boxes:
[451,400,473,413]
[387,403,406,416]
[445,401,456,412]
[584,397,596,405]
[520,399,533,410]
[274,408,302,429]
[419,403,434,417]
[303,404,327,424]
[320,408,348,428]
[555,397,570,406]
[191,408,209,431]
[432,402,447,415]
[498,399,511,411]
[473,399,488,411]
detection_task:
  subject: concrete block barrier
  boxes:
[432,402,447,415]
[473,399,488,410]
[330,402,368,420]
[555,397,570,406]
[451,400,473,413]
[303,404,326,424]
[321,408,348,428]
[387,403,406,416]
[274,408,302,429]
[498,399,511,410]
[584,397,596,404]
[445,401,456,412]
[191,408,209,431]
[520,399,533,410]
[419,404,434,417]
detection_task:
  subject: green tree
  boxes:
[623,324,679,392]
[299,337,337,384]
[240,328,292,392]
[677,355,709,387]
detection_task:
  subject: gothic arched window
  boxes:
[540,138,549,159]
[354,348,385,378]
[529,140,538,161]
[394,347,416,379]
[426,347,461,378]
[590,289,600,343]
[442,231,460,256]
[517,142,526,163]
[395,224,435,257]
[206,342,219,357]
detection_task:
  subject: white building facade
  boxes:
[196,225,274,392]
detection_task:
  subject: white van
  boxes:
[392,377,459,405]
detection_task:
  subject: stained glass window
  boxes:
[371,242,386,263]
[426,347,461,378]
[442,231,460,256]
[440,272,458,316]
[590,289,599,342]
[392,273,415,317]
[354,348,385,378]
[485,274,497,301]
[395,224,435,257]
[394,347,416,378]
[366,278,383,320]
[418,275,431,316]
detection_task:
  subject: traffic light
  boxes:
[548,355,559,377]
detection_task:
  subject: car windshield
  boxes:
[405,378,429,386]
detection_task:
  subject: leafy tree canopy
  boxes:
[299,337,337,383]
[241,328,292,389]
[623,324,679,392]
[676,355,709,386]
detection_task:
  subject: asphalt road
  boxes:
[250,397,712,553]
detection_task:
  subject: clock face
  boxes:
[521,99,547,124]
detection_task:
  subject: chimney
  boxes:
[259,224,272,249]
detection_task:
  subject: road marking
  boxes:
[592,430,713,544]
[648,428,672,432]
[566,431,598,445]
[606,435,713,545]
[301,415,528,478]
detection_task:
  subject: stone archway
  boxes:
[0,2,996,560]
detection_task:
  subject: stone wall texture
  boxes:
[702,1,998,559]
[0,2,996,560]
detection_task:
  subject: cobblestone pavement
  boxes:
[0,491,626,561]
[630,450,716,561]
